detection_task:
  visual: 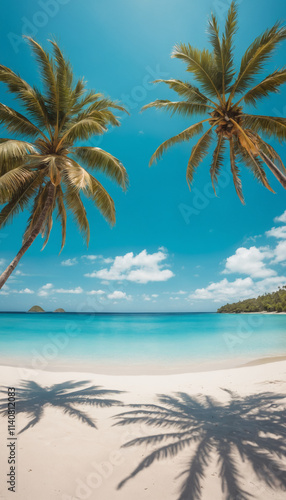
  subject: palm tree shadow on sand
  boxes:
[0,380,123,433]
[114,390,286,500]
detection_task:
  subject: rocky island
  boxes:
[28,305,45,313]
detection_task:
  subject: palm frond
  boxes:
[234,139,275,192]
[0,139,36,175]
[172,43,222,102]
[58,118,106,145]
[25,37,58,122]
[152,79,213,105]
[0,65,50,129]
[55,186,66,252]
[76,107,120,128]
[62,160,116,226]
[141,99,212,117]
[149,121,207,165]
[207,12,233,94]
[0,173,41,229]
[49,39,74,123]
[85,174,116,226]
[0,166,35,204]
[41,210,53,249]
[73,146,128,190]
[83,97,128,115]
[222,0,238,91]
[186,127,214,187]
[23,183,51,242]
[210,134,226,193]
[71,91,103,115]
[238,68,286,106]
[242,114,286,142]
[229,22,286,97]
[0,103,44,139]
[23,182,56,243]
[63,183,90,245]
[250,132,286,173]
[258,150,286,189]
[229,136,244,203]
[72,78,86,104]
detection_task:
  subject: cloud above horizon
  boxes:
[61,258,78,267]
[190,211,286,303]
[107,290,131,300]
[84,249,174,284]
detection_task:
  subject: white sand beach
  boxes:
[0,360,285,500]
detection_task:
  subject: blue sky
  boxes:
[0,0,286,312]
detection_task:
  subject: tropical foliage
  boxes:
[217,286,286,313]
[0,37,128,288]
[0,380,123,433]
[115,391,286,500]
[142,1,286,202]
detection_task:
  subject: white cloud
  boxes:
[272,240,286,264]
[38,283,83,296]
[274,210,286,223]
[142,294,151,301]
[82,255,101,261]
[103,258,113,264]
[17,288,34,294]
[151,294,158,298]
[38,283,53,296]
[15,270,28,276]
[86,290,105,295]
[61,258,78,267]
[222,246,276,278]
[0,258,6,268]
[85,249,174,284]
[56,287,83,294]
[190,209,286,305]
[266,226,286,239]
[107,291,131,300]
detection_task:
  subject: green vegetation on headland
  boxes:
[54,308,65,313]
[28,305,45,313]
[217,287,286,313]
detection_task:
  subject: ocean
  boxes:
[0,312,285,374]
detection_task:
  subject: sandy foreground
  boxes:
[0,361,285,500]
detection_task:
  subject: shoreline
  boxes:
[1,352,286,376]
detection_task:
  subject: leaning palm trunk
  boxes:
[0,183,55,289]
[0,37,128,288]
[259,152,286,189]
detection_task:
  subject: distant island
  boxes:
[28,305,45,313]
[28,306,66,313]
[217,287,286,313]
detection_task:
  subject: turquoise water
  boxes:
[0,313,285,373]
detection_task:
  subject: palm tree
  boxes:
[0,380,123,433]
[0,37,128,288]
[115,390,286,500]
[142,1,286,203]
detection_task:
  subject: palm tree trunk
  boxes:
[0,182,56,289]
[259,151,286,189]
